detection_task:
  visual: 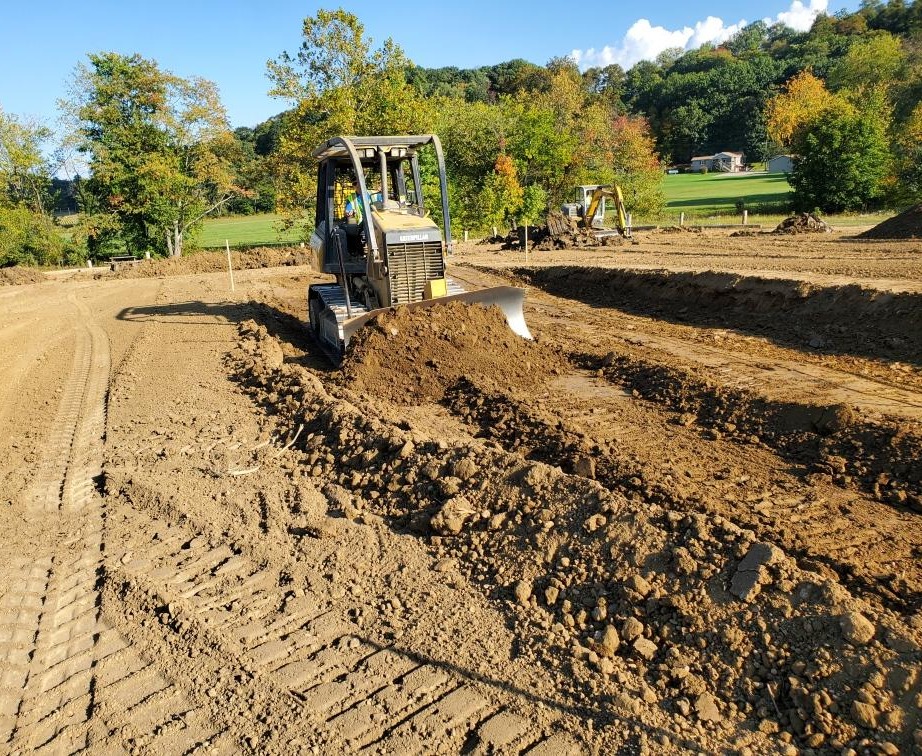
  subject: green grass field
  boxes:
[651,172,891,228]
[661,172,792,218]
[197,214,309,249]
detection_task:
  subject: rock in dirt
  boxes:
[851,699,879,728]
[633,637,658,660]
[430,495,477,534]
[695,693,721,722]
[730,542,783,601]
[621,617,644,642]
[572,454,596,479]
[840,611,876,645]
[600,624,620,656]
[514,579,533,606]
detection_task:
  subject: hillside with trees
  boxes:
[1,2,921,264]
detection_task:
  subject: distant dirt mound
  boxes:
[339,301,563,403]
[858,203,922,239]
[773,213,832,234]
[109,246,312,279]
[0,267,46,286]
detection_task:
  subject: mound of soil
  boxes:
[233,322,922,753]
[773,213,832,234]
[338,301,564,404]
[859,204,922,240]
[109,246,312,279]
[514,265,922,364]
[0,266,46,285]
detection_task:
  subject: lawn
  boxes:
[197,214,309,249]
[661,172,793,219]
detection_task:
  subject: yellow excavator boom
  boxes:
[582,185,630,237]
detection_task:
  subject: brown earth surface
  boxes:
[0,267,47,286]
[859,204,922,240]
[1,228,920,754]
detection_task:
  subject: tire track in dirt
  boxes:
[101,475,579,754]
[0,287,225,753]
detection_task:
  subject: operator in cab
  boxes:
[345,179,364,223]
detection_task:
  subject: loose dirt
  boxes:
[1,227,920,754]
[0,266,46,285]
[859,204,922,240]
[339,301,567,404]
[773,213,833,234]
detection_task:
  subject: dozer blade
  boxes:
[341,285,532,347]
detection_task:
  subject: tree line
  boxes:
[1,2,920,265]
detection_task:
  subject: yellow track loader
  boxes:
[307,135,531,361]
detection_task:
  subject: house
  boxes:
[690,151,746,173]
[690,155,713,172]
[768,155,794,173]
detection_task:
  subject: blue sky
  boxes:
[1,1,852,130]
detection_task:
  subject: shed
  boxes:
[768,155,794,173]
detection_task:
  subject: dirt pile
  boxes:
[338,301,565,404]
[0,266,46,285]
[512,265,922,364]
[773,213,832,234]
[232,322,922,754]
[524,211,625,251]
[108,246,312,279]
[859,204,922,240]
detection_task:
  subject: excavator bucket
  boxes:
[341,285,532,349]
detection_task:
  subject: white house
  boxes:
[690,151,746,172]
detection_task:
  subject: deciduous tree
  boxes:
[765,70,837,149]
[0,108,54,215]
[789,103,890,212]
[267,9,427,223]
[66,52,237,257]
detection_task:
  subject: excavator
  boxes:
[561,184,632,239]
[307,135,531,361]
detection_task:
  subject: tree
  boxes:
[480,153,524,231]
[765,70,837,150]
[0,108,81,266]
[267,9,427,223]
[890,100,922,203]
[0,108,54,215]
[433,97,509,236]
[789,104,890,212]
[828,31,907,97]
[0,205,75,267]
[66,53,238,257]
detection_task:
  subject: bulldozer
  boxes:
[561,184,631,239]
[307,135,531,361]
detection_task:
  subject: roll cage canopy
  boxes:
[311,135,453,257]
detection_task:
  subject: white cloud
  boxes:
[769,0,828,32]
[570,0,827,70]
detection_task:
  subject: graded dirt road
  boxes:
[0,231,919,755]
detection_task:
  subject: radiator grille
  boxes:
[386,241,445,304]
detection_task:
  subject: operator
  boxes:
[345,179,364,224]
